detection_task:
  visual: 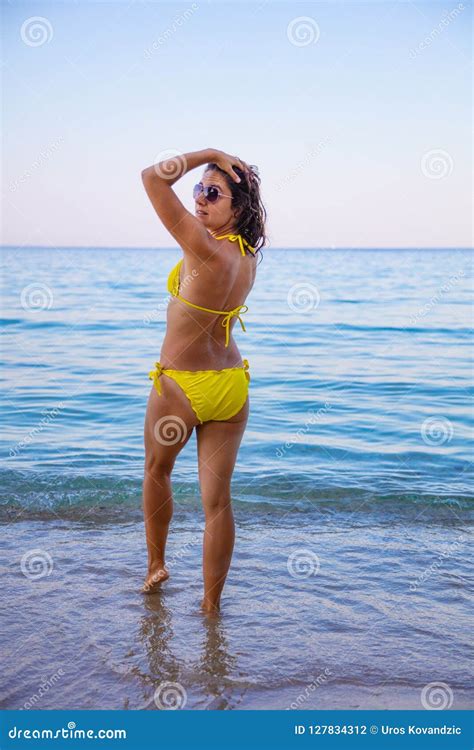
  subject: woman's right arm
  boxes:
[141,148,215,260]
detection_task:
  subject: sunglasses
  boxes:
[193,182,232,203]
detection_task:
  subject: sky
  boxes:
[2,0,472,249]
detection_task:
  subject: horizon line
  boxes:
[2,245,473,252]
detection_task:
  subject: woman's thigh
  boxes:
[144,375,200,471]
[196,397,249,508]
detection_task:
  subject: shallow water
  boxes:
[1,247,472,709]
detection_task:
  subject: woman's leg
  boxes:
[142,373,199,592]
[196,397,249,613]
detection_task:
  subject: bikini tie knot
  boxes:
[148,361,164,395]
[212,233,256,256]
[221,305,249,347]
[229,234,246,256]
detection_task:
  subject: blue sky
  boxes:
[2,0,471,248]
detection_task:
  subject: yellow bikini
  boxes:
[148,233,255,424]
[167,233,256,347]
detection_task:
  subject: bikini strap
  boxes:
[172,294,249,348]
[148,361,165,395]
[211,233,256,256]
[221,305,249,347]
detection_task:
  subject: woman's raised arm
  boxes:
[141,148,215,260]
[141,148,249,260]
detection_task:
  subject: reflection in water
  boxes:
[139,596,177,681]
[138,596,242,709]
[195,615,240,709]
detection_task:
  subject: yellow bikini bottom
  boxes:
[148,359,251,424]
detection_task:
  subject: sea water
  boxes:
[1,246,472,710]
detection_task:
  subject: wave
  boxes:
[1,469,472,524]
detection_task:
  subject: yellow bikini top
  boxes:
[167,233,256,347]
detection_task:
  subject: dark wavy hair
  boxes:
[205,162,267,261]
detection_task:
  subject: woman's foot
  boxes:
[200,597,220,615]
[142,565,169,594]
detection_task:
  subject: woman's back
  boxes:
[160,235,258,369]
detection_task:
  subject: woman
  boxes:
[140,148,267,614]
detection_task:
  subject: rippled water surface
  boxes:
[1,247,472,710]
